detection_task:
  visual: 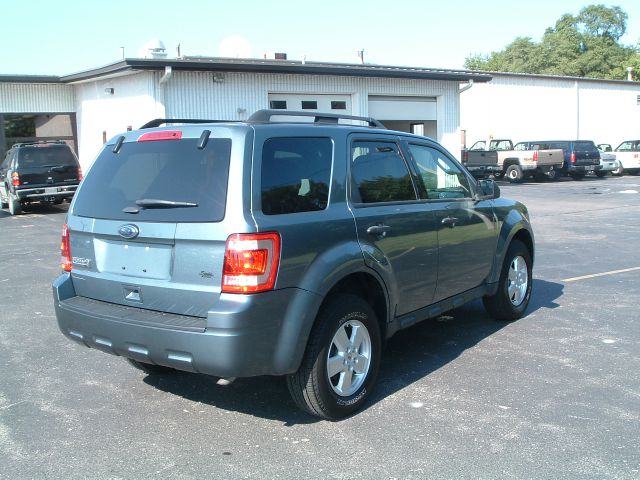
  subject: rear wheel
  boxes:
[546,169,558,181]
[505,165,523,183]
[286,294,381,420]
[127,358,175,374]
[611,164,624,176]
[8,193,22,215]
[483,239,532,321]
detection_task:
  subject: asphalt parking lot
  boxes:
[1,175,639,479]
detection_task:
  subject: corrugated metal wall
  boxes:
[461,75,640,147]
[0,83,75,113]
[164,71,461,158]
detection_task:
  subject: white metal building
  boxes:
[1,58,489,170]
[460,72,640,149]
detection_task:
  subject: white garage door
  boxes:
[267,94,352,114]
[368,95,437,120]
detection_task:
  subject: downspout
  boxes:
[158,66,173,118]
[459,79,474,93]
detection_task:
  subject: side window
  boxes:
[616,141,631,152]
[261,137,332,215]
[408,144,472,200]
[351,140,416,204]
[514,143,526,151]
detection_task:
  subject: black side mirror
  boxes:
[477,179,500,199]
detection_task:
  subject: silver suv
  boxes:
[53,111,534,419]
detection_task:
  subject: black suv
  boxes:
[0,141,82,215]
[53,111,534,419]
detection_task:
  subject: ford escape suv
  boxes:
[53,111,534,420]
[1,140,82,215]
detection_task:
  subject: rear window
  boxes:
[16,145,77,167]
[73,138,231,222]
[574,141,598,153]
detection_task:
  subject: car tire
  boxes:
[483,239,532,321]
[505,165,523,183]
[8,193,22,216]
[286,294,381,420]
[546,169,558,181]
[0,186,8,209]
[127,358,175,374]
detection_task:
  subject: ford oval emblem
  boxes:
[118,224,140,239]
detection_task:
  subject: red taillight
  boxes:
[533,151,539,162]
[138,130,182,142]
[222,232,281,294]
[11,172,20,187]
[77,167,83,181]
[570,152,576,163]
[60,223,72,272]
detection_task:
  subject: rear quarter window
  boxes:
[261,137,332,215]
[73,137,231,222]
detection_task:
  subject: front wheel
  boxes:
[483,239,532,321]
[286,294,381,420]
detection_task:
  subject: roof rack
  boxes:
[248,110,386,128]
[139,118,232,129]
[10,140,68,148]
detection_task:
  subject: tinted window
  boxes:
[73,138,231,222]
[408,144,472,200]
[261,137,332,215]
[16,145,77,167]
[574,141,598,153]
[351,141,416,203]
[270,100,287,110]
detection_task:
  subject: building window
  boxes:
[331,101,347,110]
[301,101,318,110]
[270,100,287,110]
[410,123,425,136]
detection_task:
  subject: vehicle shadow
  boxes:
[143,279,564,424]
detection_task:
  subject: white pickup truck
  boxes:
[462,140,564,182]
[612,140,640,175]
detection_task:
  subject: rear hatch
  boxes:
[15,144,80,188]
[67,129,234,318]
[572,141,600,166]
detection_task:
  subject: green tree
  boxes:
[464,4,638,81]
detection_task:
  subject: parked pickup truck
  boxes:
[529,140,600,179]
[612,140,640,175]
[463,140,564,182]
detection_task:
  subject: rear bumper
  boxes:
[466,165,501,176]
[567,164,598,173]
[53,273,323,378]
[16,184,78,201]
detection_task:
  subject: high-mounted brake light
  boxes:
[60,223,72,272]
[570,152,576,163]
[11,172,20,187]
[222,232,281,293]
[138,130,183,142]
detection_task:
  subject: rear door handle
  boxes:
[366,224,392,236]
[441,217,458,227]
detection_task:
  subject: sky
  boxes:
[1,0,639,76]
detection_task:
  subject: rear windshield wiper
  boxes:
[136,199,198,208]
[123,198,198,214]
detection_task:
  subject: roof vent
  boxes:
[138,39,168,59]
